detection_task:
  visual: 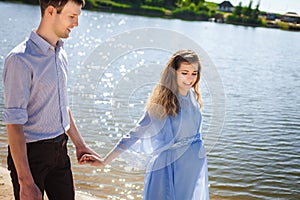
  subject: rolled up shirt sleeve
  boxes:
[3,108,28,124]
[3,54,31,125]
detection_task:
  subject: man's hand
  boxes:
[79,154,106,167]
[20,182,42,200]
[75,145,102,163]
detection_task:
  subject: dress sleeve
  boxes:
[3,54,31,124]
[116,111,174,155]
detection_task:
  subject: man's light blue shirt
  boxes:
[3,31,70,143]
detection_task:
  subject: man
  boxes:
[2,0,99,199]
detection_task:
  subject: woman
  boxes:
[80,49,209,199]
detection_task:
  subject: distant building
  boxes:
[218,1,234,13]
[281,12,300,23]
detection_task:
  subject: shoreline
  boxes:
[1,0,299,32]
[0,166,100,200]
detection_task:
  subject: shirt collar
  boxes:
[29,30,64,54]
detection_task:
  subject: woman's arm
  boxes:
[80,111,166,166]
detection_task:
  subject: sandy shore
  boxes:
[1,165,218,199]
[0,166,99,200]
[0,166,13,200]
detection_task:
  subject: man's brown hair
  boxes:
[39,0,85,16]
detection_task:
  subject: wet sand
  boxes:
[0,166,99,200]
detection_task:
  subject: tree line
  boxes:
[2,0,262,25]
[227,0,262,25]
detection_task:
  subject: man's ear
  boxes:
[45,5,56,17]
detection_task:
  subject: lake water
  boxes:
[0,2,300,200]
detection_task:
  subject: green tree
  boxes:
[176,0,191,7]
[233,2,242,17]
[196,0,208,11]
[163,0,177,8]
[243,0,253,17]
[191,0,204,4]
[144,0,165,7]
[23,0,38,4]
[114,0,142,5]
[251,2,260,20]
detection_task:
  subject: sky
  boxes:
[210,0,300,15]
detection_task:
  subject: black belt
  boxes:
[33,134,67,144]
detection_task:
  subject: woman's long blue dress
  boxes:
[116,89,209,200]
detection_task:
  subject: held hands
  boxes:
[79,154,106,167]
[73,139,106,167]
[75,145,102,163]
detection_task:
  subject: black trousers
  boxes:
[7,134,74,200]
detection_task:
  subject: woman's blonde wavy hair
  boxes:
[146,49,203,119]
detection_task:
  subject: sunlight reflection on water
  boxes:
[1,2,300,199]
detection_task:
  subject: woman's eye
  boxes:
[181,72,187,75]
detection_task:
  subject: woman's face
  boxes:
[176,62,198,96]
